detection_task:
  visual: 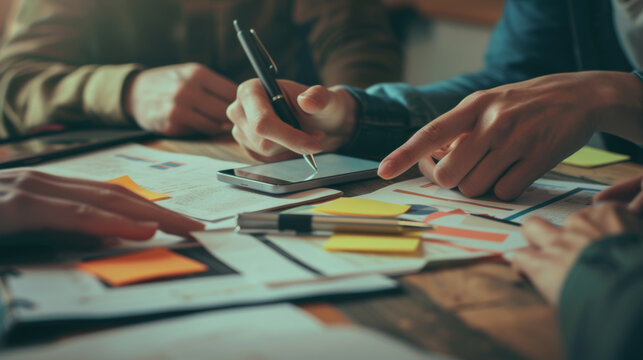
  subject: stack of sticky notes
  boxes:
[107,175,170,202]
[77,248,208,286]
[323,233,421,254]
[314,197,420,254]
[562,146,629,168]
[313,197,410,217]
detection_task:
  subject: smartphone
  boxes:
[217,153,379,194]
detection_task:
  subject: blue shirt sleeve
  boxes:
[339,0,577,159]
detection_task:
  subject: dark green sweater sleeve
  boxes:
[559,233,643,360]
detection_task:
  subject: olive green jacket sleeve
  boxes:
[0,0,142,138]
[294,0,402,89]
[559,232,643,360]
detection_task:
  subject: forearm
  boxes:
[338,68,511,159]
[0,59,141,138]
[0,0,143,138]
[559,233,643,360]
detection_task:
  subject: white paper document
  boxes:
[36,144,341,221]
[240,176,601,278]
[359,177,605,225]
[2,304,447,360]
[4,232,395,325]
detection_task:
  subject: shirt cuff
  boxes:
[338,86,414,159]
[83,64,144,127]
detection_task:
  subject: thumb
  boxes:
[297,85,335,116]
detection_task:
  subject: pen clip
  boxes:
[250,29,279,75]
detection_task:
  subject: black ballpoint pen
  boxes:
[233,19,318,172]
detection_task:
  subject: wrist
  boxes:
[592,72,643,142]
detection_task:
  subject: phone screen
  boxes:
[234,154,379,184]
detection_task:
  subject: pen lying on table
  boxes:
[236,212,433,235]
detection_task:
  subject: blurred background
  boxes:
[0,0,505,85]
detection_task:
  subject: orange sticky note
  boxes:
[77,248,208,286]
[314,197,410,217]
[425,226,508,243]
[107,175,170,201]
[323,233,421,253]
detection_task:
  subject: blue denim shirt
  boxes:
[341,0,642,160]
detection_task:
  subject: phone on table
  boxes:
[217,154,379,194]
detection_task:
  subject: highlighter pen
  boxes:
[236,212,433,235]
[233,20,318,172]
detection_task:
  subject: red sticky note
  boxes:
[425,226,508,243]
[77,248,208,286]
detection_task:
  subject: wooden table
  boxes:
[149,135,642,360]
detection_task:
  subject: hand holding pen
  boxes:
[233,20,318,171]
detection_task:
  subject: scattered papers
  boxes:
[107,175,170,201]
[423,214,525,252]
[2,304,437,360]
[324,233,421,254]
[314,197,410,217]
[563,146,629,168]
[359,177,606,225]
[6,231,395,324]
[37,144,341,221]
[77,248,208,286]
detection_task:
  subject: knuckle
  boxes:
[458,183,485,198]
[11,170,41,189]
[466,90,491,106]
[418,122,443,144]
[257,139,275,154]
[225,103,238,121]
[433,165,457,188]
[237,79,261,98]
[493,183,518,201]
[253,114,272,136]
[184,62,204,75]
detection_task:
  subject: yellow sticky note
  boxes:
[313,197,410,217]
[77,248,208,286]
[562,146,629,168]
[323,233,421,253]
[107,175,170,201]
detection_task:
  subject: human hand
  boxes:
[594,175,643,214]
[0,170,204,242]
[379,71,643,200]
[226,79,357,162]
[510,202,642,305]
[125,63,237,136]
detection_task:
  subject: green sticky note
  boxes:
[563,146,629,168]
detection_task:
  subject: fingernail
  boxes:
[378,160,396,179]
[306,140,323,153]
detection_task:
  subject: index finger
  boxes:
[239,82,322,155]
[377,103,478,179]
[594,175,642,204]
